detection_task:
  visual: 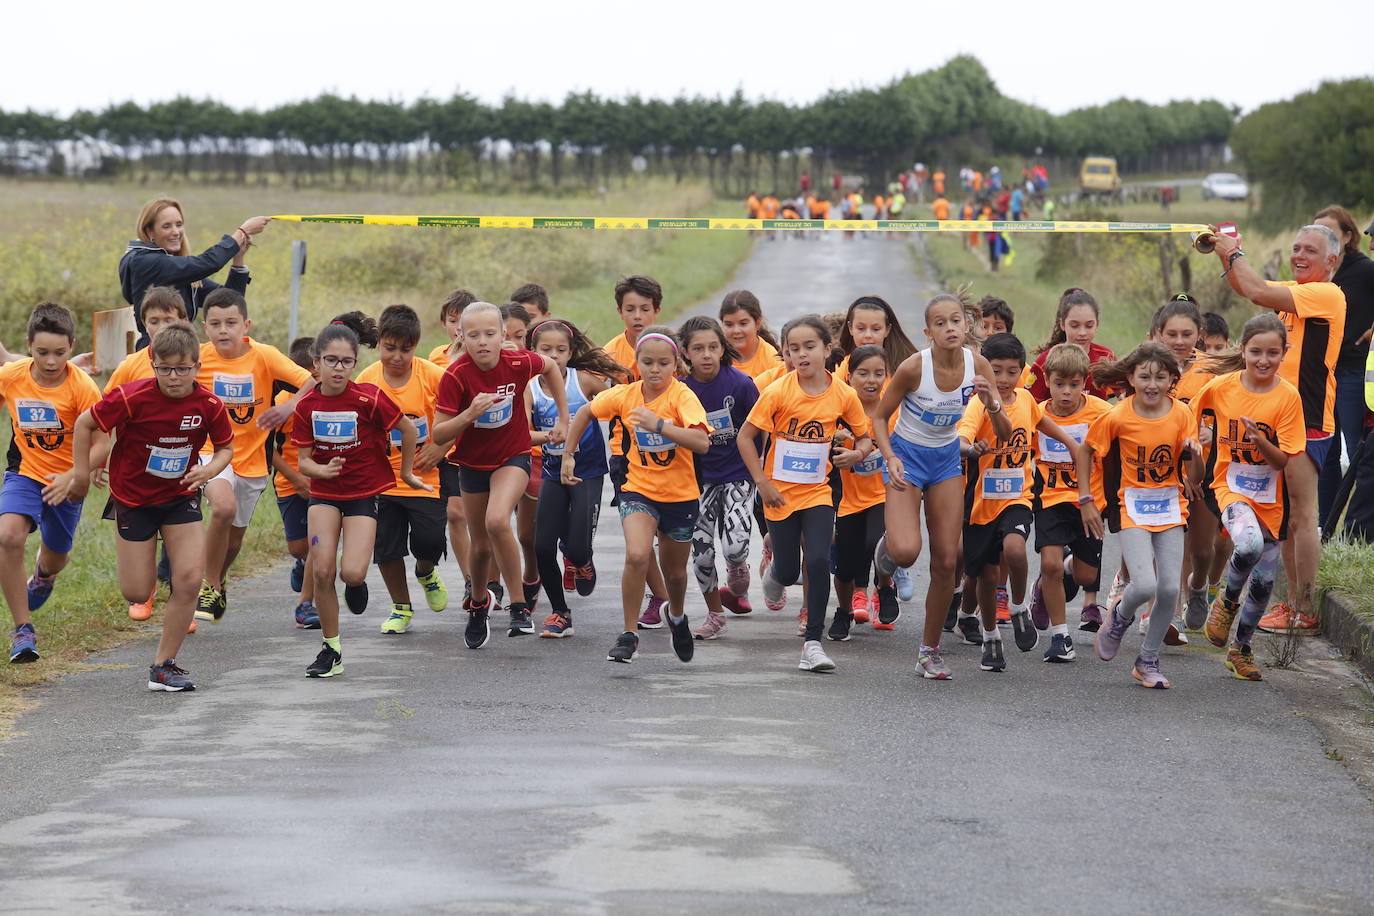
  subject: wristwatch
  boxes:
[1077,494,1094,506]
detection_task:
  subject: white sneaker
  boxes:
[798,640,836,672]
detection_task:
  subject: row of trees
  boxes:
[0,57,1237,194]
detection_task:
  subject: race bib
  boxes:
[634,427,673,454]
[212,373,255,405]
[145,445,192,479]
[474,396,513,429]
[853,450,884,477]
[1124,486,1183,527]
[918,407,962,429]
[1039,422,1087,463]
[14,399,59,430]
[1227,462,1279,504]
[772,438,829,484]
[312,410,358,444]
[705,407,736,439]
[981,466,1024,500]
[389,416,429,447]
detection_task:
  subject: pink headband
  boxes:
[636,332,679,353]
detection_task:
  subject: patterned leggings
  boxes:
[691,480,756,595]
[1221,502,1281,647]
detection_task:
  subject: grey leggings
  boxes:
[691,480,756,595]
[1221,502,1282,646]
[1117,526,1186,662]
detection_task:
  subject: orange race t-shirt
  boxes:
[1192,372,1305,539]
[1174,351,1212,403]
[196,340,312,478]
[837,412,893,518]
[602,332,639,383]
[104,348,156,392]
[429,342,459,369]
[932,198,950,220]
[1034,394,1111,511]
[271,389,305,500]
[0,359,102,486]
[1268,280,1346,435]
[1086,396,1196,532]
[753,363,789,392]
[957,390,1043,526]
[746,372,870,521]
[812,199,831,219]
[733,338,782,379]
[357,358,444,498]
[589,378,706,504]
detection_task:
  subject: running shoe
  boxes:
[1132,655,1171,689]
[147,659,194,691]
[306,643,343,678]
[875,584,900,627]
[573,561,597,597]
[873,538,898,580]
[417,570,449,611]
[850,589,870,624]
[1204,594,1240,648]
[1011,609,1038,652]
[344,582,368,615]
[956,615,983,645]
[1043,632,1076,663]
[1106,568,1128,610]
[827,607,852,642]
[762,569,787,611]
[508,603,534,637]
[1029,579,1049,631]
[1184,588,1209,630]
[667,611,695,661]
[1206,583,1220,610]
[798,640,836,672]
[758,544,773,581]
[916,645,953,680]
[637,595,665,629]
[980,637,1006,672]
[562,557,576,592]
[540,612,574,638]
[607,631,639,663]
[718,587,753,615]
[1095,602,1131,661]
[944,591,961,632]
[380,604,413,635]
[726,561,750,599]
[294,601,320,629]
[26,567,56,611]
[522,579,542,616]
[194,581,223,622]
[797,610,808,637]
[1258,603,1318,634]
[128,587,156,622]
[893,565,915,602]
[9,624,38,664]
[1164,619,1189,647]
[693,610,727,640]
[996,586,1011,624]
[487,580,504,609]
[1225,644,1263,681]
[465,591,493,649]
[1079,602,1104,633]
[289,557,305,593]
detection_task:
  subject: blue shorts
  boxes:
[0,471,83,554]
[886,434,962,490]
[618,492,698,543]
[1304,433,1334,470]
[276,494,309,542]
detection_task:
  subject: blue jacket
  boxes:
[118,235,251,346]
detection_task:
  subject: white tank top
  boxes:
[894,348,976,447]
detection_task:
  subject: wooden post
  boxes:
[92,306,137,374]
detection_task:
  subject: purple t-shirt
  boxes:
[683,366,759,483]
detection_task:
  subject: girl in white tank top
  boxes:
[894,348,976,447]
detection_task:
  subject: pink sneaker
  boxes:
[1132,655,1171,689]
[797,610,808,637]
[726,561,750,598]
[758,544,773,581]
[637,595,665,630]
[718,587,753,615]
[693,610,727,640]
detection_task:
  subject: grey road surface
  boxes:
[1,233,1371,914]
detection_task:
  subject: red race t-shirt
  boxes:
[291,381,403,501]
[90,377,234,507]
[436,348,545,470]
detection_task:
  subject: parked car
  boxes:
[1201,172,1249,201]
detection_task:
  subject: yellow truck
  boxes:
[1079,156,1120,196]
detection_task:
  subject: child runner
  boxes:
[429,288,476,603]
[67,322,234,690]
[739,315,872,673]
[1026,288,1118,401]
[1195,314,1305,680]
[565,326,706,664]
[0,304,103,662]
[193,288,314,623]
[1027,343,1111,661]
[502,303,542,613]
[719,290,782,379]
[872,294,1005,680]
[678,316,760,639]
[357,305,450,635]
[511,283,551,320]
[293,314,425,677]
[1087,342,1202,689]
[1200,312,1231,355]
[527,318,624,636]
[422,302,567,647]
[270,337,320,628]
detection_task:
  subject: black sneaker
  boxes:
[507,602,534,637]
[980,638,1006,672]
[344,582,368,615]
[666,611,694,662]
[956,615,983,645]
[827,606,853,642]
[1011,609,1039,652]
[487,580,504,610]
[875,584,900,626]
[607,631,639,663]
[522,579,542,615]
[1043,632,1076,663]
[944,591,961,631]
[148,659,195,691]
[465,592,493,649]
[217,583,228,618]
[306,643,343,678]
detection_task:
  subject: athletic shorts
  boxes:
[200,457,268,528]
[886,434,962,490]
[276,494,309,542]
[963,505,1033,577]
[525,453,543,499]
[608,455,629,507]
[439,461,463,500]
[309,495,378,519]
[618,492,699,543]
[107,494,202,542]
[0,471,83,554]
[1303,433,1334,471]
[458,453,532,494]
[1033,502,1103,568]
[374,495,447,564]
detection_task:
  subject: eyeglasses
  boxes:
[319,356,357,369]
[151,365,196,377]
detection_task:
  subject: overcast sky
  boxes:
[6,0,1367,117]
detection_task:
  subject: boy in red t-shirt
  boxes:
[65,323,234,692]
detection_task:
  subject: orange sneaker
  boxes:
[1258,603,1318,634]
[128,588,156,622]
[1204,594,1240,647]
[851,590,870,624]
[996,586,1011,624]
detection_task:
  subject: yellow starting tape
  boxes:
[270,214,1211,234]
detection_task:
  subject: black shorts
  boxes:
[439,461,464,500]
[309,495,379,519]
[276,494,309,542]
[106,494,202,542]
[608,454,629,507]
[1033,502,1103,568]
[458,452,531,495]
[963,505,1033,578]
[374,495,447,563]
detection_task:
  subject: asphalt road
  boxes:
[1,232,1371,914]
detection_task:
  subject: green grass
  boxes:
[1318,536,1374,623]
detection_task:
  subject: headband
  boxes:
[636,332,679,353]
[533,318,575,338]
